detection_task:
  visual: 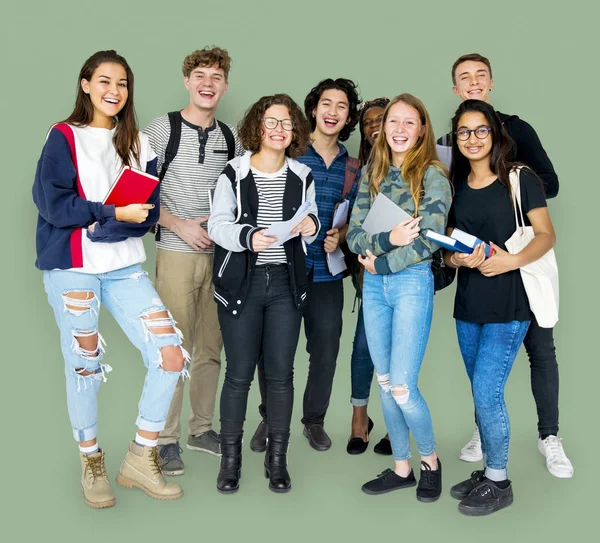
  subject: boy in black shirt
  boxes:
[438,53,572,478]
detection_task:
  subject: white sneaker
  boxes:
[538,436,574,478]
[459,427,483,462]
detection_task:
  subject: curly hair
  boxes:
[182,46,232,79]
[303,78,361,142]
[238,94,311,159]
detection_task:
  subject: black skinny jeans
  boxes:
[218,265,302,443]
[258,278,344,426]
[524,316,560,437]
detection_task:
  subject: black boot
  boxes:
[264,434,291,493]
[217,439,242,493]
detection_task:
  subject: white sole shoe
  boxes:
[459,428,483,462]
[538,436,574,478]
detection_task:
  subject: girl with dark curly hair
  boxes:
[250,78,363,454]
[347,97,393,456]
[208,94,320,494]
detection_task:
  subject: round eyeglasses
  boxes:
[261,117,295,131]
[455,126,492,141]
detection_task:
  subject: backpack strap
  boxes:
[154,112,181,241]
[342,156,361,200]
[217,120,235,161]
[159,111,182,182]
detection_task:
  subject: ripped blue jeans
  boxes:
[43,264,189,442]
[362,263,436,461]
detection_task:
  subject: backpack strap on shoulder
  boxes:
[155,111,182,241]
[217,120,235,161]
[342,156,361,200]
[160,111,182,182]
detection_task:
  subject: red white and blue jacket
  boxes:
[33,123,159,273]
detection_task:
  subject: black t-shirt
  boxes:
[447,168,547,323]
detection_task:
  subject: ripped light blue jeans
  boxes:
[43,264,189,442]
[362,262,436,461]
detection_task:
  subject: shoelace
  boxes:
[376,469,398,481]
[149,447,164,475]
[85,454,107,480]
[160,442,183,463]
[419,470,436,487]
[470,470,485,483]
[419,464,438,487]
[544,436,566,463]
[465,430,481,451]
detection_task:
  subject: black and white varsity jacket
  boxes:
[208,151,320,318]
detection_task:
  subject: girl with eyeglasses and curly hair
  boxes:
[208,94,319,494]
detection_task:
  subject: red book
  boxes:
[104,166,159,206]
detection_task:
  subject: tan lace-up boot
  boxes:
[80,450,116,508]
[116,441,183,500]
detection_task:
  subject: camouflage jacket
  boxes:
[347,165,451,275]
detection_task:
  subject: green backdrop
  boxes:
[2,0,596,541]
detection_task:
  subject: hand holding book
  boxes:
[115,203,155,224]
[450,243,487,269]
[390,216,422,246]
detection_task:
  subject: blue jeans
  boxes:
[350,304,374,406]
[44,264,189,442]
[362,263,435,461]
[456,319,530,480]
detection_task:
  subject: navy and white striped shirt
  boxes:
[252,165,288,265]
[298,143,359,282]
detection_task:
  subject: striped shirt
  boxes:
[253,166,288,265]
[298,143,359,282]
[144,114,245,253]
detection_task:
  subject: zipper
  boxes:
[218,251,232,278]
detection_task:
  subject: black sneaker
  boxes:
[373,436,393,456]
[158,442,185,476]
[458,480,514,516]
[416,459,442,503]
[361,468,416,495]
[450,469,485,500]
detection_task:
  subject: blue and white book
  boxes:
[425,228,495,258]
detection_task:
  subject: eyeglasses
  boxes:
[455,126,492,141]
[261,117,295,131]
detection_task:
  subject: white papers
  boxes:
[263,201,311,248]
[331,200,350,230]
[362,193,412,234]
[326,200,350,275]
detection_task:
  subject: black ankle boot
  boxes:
[217,440,242,493]
[264,435,291,493]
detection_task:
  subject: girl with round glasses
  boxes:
[445,99,556,516]
[208,94,319,494]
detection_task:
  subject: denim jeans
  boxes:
[44,264,188,442]
[456,319,530,481]
[219,265,302,440]
[523,317,560,437]
[350,304,374,406]
[257,278,344,426]
[362,262,436,461]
